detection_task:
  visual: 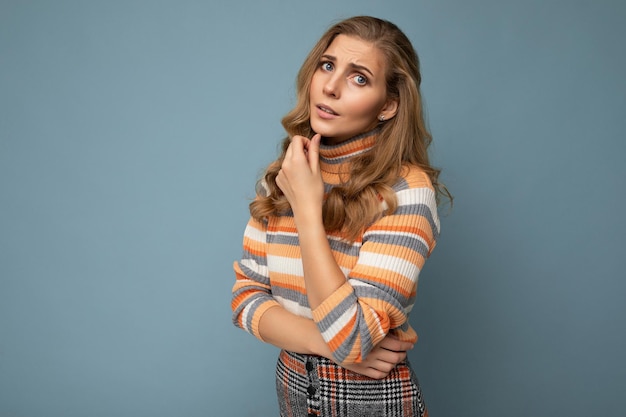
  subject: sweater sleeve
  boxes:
[231,216,281,341]
[311,172,440,364]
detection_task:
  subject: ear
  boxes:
[379,98,399,121]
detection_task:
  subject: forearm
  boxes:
[257,305,333,358]
[258,305,411,379]
[276,134,346,309]
[295,213,347,309]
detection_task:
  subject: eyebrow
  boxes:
[321,54,374,77]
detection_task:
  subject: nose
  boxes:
[323,75,340,98]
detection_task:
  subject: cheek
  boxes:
[309,73,322,97]
[348,95,384,119]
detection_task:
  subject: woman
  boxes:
[232,16,450,417]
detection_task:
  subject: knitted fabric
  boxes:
[232,129,440,363]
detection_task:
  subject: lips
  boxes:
[316,104,338,116]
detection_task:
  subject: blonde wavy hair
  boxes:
[250,16,451,241]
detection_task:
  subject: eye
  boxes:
[321,61,333,72]
[353,74,368,86]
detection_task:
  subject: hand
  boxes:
[275,134,324,218]
[340,334,414,379]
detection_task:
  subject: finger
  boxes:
[377,336,414,352]
[290,135,306,155]
[376,349,407,365]
[344,363,388,380]
[284,141,294,160]
[368,344,406,363]
[307,133,321,172]
[275,169,284,190]
[369,360,396,374]
[285,138,306,168]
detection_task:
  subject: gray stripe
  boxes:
[315,292,376,364]
[232,292,272,332]
[334,311,375,364]
[392,177,409,191]
[352,279,411,309]
[393,203,440,237]
[241,249,267,267]
[272,286,309,308]
[236,260,269,285]
[267,233,299,246]
[328,238,361,257]
[316,293,357,334]
[364,232,430,258]
[244,297,267,333]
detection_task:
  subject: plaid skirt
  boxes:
[275,350,428,417]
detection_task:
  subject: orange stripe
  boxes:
[267,243,301,258]
[327,314,358,351]
[271,279,307,295]
[268,224,298,234]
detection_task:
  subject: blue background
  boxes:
[1,1,625,416]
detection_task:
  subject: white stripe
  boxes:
[357,251,421,282]
[349,279,372,289]
[267,255,303,275]
[396,187,440,231]
[241,303,253,332]
[239,259,269,277]
[321,305,357,341]
[396,186,436,205]
[266,230,298,238]
[267,255,351,277]
[275,296,313,318]
[267,254,350,278]
[245,223,267,242]
[367,305,386,337]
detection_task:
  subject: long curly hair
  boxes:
[250,16,451,241]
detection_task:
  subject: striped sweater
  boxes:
[231,130,440,364]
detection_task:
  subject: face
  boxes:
[309,35,398,145]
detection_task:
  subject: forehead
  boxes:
[323,34,386,73]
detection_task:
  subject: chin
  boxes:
[310,121,329,137]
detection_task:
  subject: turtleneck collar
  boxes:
[319,128,379,175]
